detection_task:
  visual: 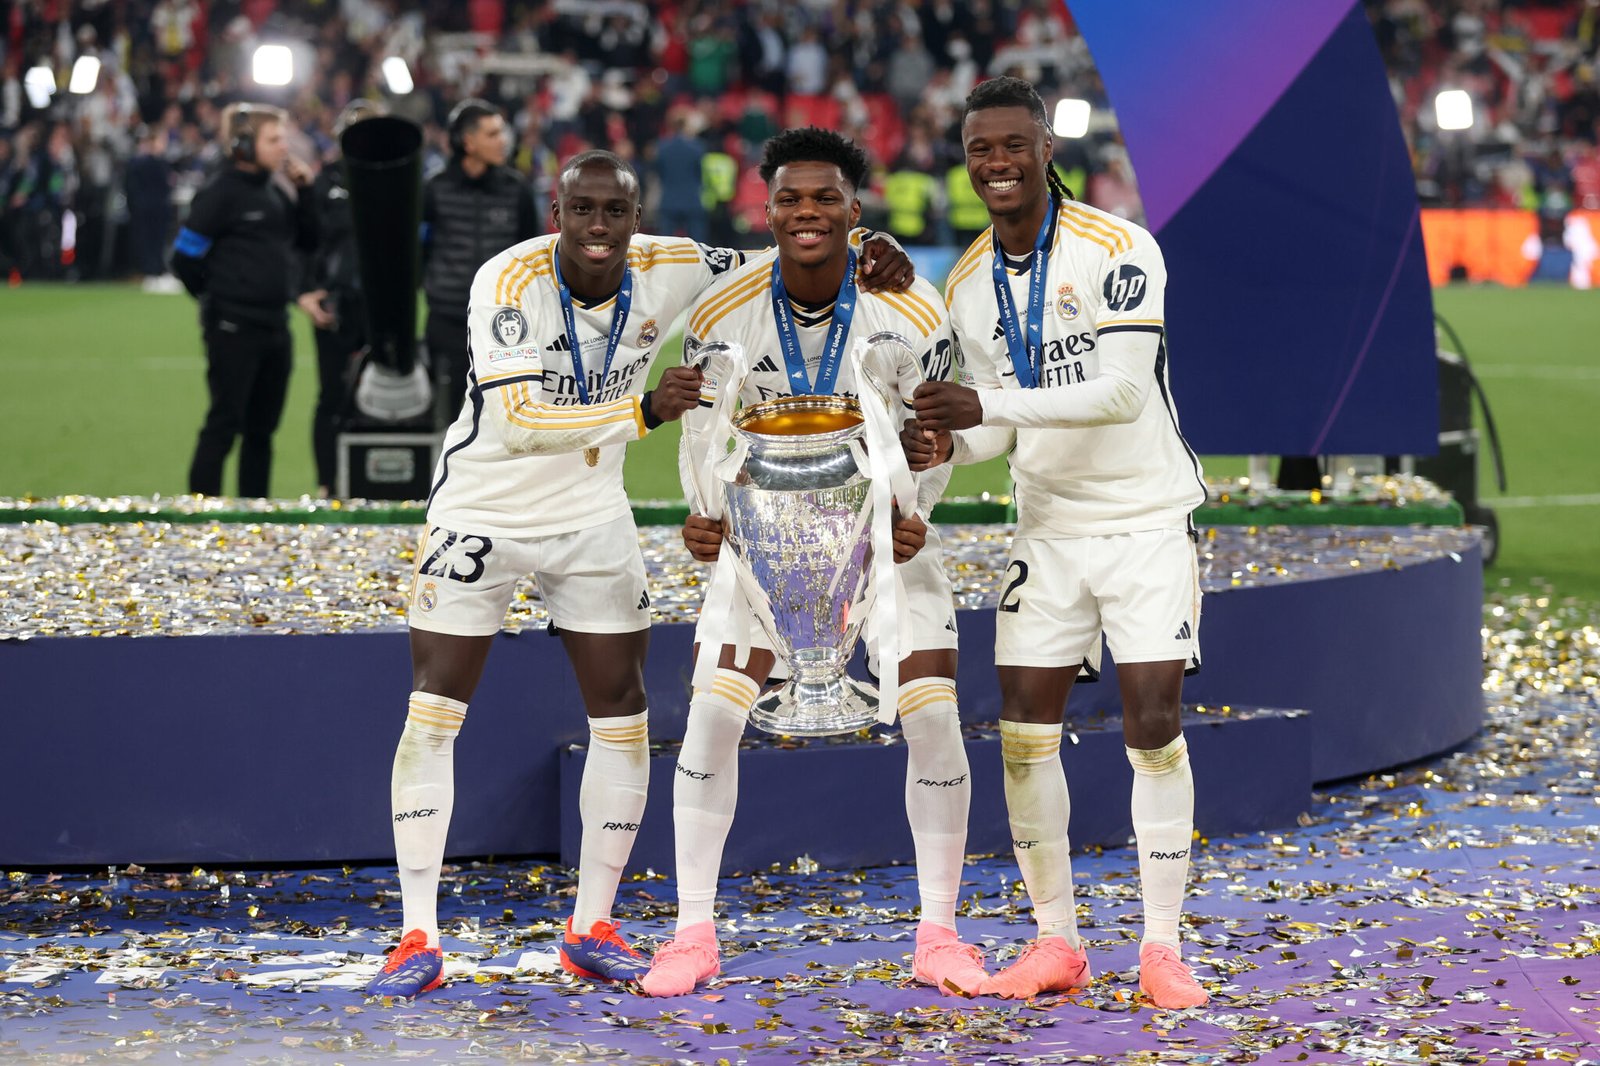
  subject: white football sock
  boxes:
[898,677,969,931]
[999,719,1080,947]
[1128,734,1195,950]
[391,691,466,947]
[572,710,651,931]
[672,670,758,931]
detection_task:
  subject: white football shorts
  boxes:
[994,527,1201,673]
[408,513,652,637]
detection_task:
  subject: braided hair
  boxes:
[961,76,1076,203]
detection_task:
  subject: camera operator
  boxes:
[171,103,318,497]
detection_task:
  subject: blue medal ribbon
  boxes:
[553,249,633,405]
[991,198,1055,389]
[769,249,857,396]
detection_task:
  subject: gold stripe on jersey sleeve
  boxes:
[477,368,544,387]
[890,288,942,334]
[698,278,773,337]
[627,250,705,272]
[1054,213,1120,257]
[506,263,554,307]
[943,228,995,300]
[687,270,770,336]
[689,273,772,338]
[1098,318,1165,328]
[947,229,990,284]
[530,397,637,422]
[494,254,541,305]
[1060,202,1132,256]
[875,292,936,337]
[524,411,638,432]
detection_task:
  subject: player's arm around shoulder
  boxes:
[468,240,646,457]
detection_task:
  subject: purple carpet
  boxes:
[3,595,1596,1065]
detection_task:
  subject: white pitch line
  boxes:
[1471,365,1600,381]
[1481,492,1600,508]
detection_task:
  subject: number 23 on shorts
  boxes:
[416,526,495,584]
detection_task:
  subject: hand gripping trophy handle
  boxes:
[680,341,748,521]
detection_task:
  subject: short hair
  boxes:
[221,102,285,145]
[758,127,870,192]
[557,149,640,198]
[961,76,1049,130]
[446,98,499,155]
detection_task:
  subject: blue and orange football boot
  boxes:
[558,917,651,982]
[366,928,444,997]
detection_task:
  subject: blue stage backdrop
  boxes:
[1066,0,1437,455]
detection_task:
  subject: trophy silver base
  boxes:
[750,677,880,737]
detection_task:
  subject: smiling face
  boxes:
[552,160,642,294]
[766,161,861,271]
[962,105,1052,221]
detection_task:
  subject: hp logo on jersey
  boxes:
[491,307,528,347]
[1102,265,1148,311]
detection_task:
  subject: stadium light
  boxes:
[381,56,414,95]
[1053,98,1091,139]
[1435,89,1474,131]
[23,65,55,109]
[252,44,294,86]
[69,55,101,95]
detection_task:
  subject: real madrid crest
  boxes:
[418,581,438,612]
[1056,284,1080,322]
[637,318,659,347]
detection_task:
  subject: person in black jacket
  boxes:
[171,103,318,497]
[421,100,540,422]
[298,99,383,496]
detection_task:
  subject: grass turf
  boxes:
[0,281,1593,601]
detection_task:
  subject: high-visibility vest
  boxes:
[884,170,937,240]
[946,165,990,233]
[702,152,737,212]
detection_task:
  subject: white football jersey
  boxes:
[681,256,955,515]
[427,234,743,537]
[944,198,1207,537]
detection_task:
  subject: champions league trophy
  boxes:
[683,335,921,737]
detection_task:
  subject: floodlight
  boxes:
[252,44,294,86]
[69,56,101,94]
[1435,89,1473,131]
[1053,98,1091,139]
[23,65,55,109]
[382,56,414,94]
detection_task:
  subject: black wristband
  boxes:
[641,390,664,430]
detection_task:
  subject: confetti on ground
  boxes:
[2,591,1596,1063]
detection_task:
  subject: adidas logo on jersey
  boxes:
[544,335,572,353]
[993,320,1007,341]
[1174,621,1192,641]
[751,354,781,374]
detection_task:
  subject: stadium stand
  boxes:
[0,1,1595,283]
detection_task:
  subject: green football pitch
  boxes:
[0,282,1594,602]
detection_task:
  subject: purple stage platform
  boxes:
[1,525,1483,867]
[0,589,1593,1064]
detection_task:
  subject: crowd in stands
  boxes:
[2,0,1597,283]
[1371,0,1600,212]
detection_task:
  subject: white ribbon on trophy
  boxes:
[680,341,769,694]
[849,330,924,725]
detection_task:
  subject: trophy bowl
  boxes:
[722,395,880,736]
